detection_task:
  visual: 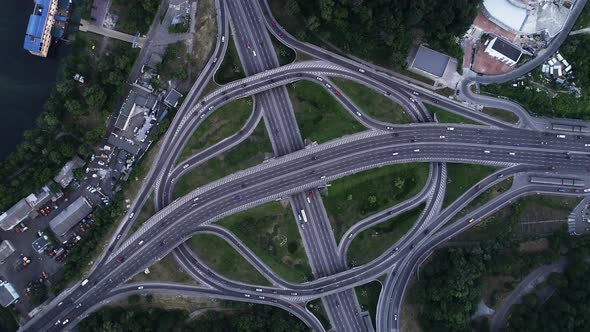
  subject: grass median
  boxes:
[355,281,382,327]
[482,107,519,125]
[323,163,429,241]
[331,78,411,124]
[178,97,253,161]
[173,121,272,198]
[426,104,479,124]
[217,202,313,282]
[189,234,271,286]
[347,204,424,266]
[443,164,497,208]
[288,80,366,143]
[214,34,245,84]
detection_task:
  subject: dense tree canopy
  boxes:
[287,0,481,64]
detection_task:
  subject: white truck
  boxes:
[301,209,308,223]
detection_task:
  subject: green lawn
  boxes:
[355,281,382,327]
[331,78,411,124]
[189,234,271,285]
[443,164,496,208]
[178,97,253,161]
[214,34,245,84]
[217,202,313,282]
[426,104,479,124]
[347,204,424,266]
[174,121,272,198]
[131,255,194,284]
[306,299,331,331]
[482,107,519,124]
[450,177,514,224]
[270,34,296,66]
[323,163,430,241]
[288,80,366,143]
[131,194,155,232]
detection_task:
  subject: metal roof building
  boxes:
[23,0,58,57]
[0,241,16,264]
[485,37,523,66]
[0,199,32,231]
[0,281,19,307]
[482,0,528,32]
[409,45,451,78]
[49,196,93,238]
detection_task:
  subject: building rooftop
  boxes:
[0,241,16,264]
[164,89,183,108]
[490,37,522,62]
[54,156,85,188]
[0,199,32,231]
[23,0,57,56]
[410,45,451,77]
[0,282,19,307]
[107,133,141,155]
[483,0,528,32]
[49,196,93,237]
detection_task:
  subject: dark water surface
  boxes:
[0,1,66,159]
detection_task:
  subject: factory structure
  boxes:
[23,0,71,57]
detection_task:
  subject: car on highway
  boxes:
[256,288,263,292]
[307,191,313,203]
[128,212,135,219]
[439,135,446,139]
[484,150,491,154]
[138,240,144,245]
[221,36,225,42]
[325,83,332,89]
[75,303,82,309]
[413,149,420,152]
[358,68,365,73]
[394,314,398,320]
[355,111,362,117]
[348,233,353,239]
[447,127,454,131]
[316,77,323,82]
[117,257,125,263]
[509,152,516,156]
[392,152,399,156]
[183,164,189,169]
[320,175,326,180]
[335,90,341,96]
[234,194,241,200]
[468,218,475,223]
[394,247,399,251]
[409,97,416,103]
[138,286,144,290]
[244,294,250,297]
[412,91,419,96]
[62,319,69,325]
[253,50,257,57]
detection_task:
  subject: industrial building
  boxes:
[0,186,53,231]
[49,196,94,238]
[409,45,451,78]
[23,0,71,57]
[0,281,19,307]
[0,241,16,264]
[484,37,523,66]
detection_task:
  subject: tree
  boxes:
[83,85,107,111]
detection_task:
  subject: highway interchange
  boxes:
[21,0,590,331]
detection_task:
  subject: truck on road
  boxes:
[301,209,308,223]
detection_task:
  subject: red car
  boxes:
[117,257,125,263]
[278,31,284,37]
[335,90,341,96]
[271,21,276,27]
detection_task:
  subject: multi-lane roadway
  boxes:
[20,0,590,331]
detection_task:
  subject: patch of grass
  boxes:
[178,97,253,161]
[288,81,366,143]
[355,281,382,328]
[443,164,497,208]
[218,202,313,282]
[482,107,519,124]
[450,177,514,225]
[347,205,424,266]
[131,194,155,232]
[574,2,590,30]
[323,163,430,241]
[270,34,296,66]
[331,78,411,124]
[306,299,331,330]
[174,121,272,197]
[214,34,245,84]
[0,306,18,332]
[426,104,479,124]
[131,255,195,284]
[189,234,271,286]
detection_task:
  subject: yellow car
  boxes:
[468,218,475,223]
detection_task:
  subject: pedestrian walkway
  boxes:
[79,19,146,48]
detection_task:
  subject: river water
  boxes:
[0,1,66,159]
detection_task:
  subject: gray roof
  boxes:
[411,45,450,77]
[115,88,158,131]
[491,38,522,62]
[0,282,19,307]
[164,89,183,108]
[107,133,141,155]
[0,241,15,263]
[54,157,85,188]
[49,196,93,237]
[0,199,31,231]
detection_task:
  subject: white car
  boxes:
[316,77,323,82]
[253,51,257,57]
[138,286,144,290]
[256,288,263,292]
[392,152,399,156]
[193,197,199,202]
[484,150,491,154]
[358,68,365,73]
[75,303,82,309]
[356,111,362,117]
[199,114,205,119]
[584,188,590,193]
[348,233,353,239]
[54,320,61,326]
[509,152,516,156]
[221,36,225,42]
[244,294,251,298]
[208,106,214,111]
[412,91,420,96]
[128,212,135,219]
[585,144,590,147]
[320,175,326,180]
[258,296,265,299]
[439,135,446,139]
[409,97,416,103]
[413,149,420,152]
[138,240,144,245]
[183,164,189,169]
[325,83,332,89]
[62,319,69,325]
[447,127,455,131]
